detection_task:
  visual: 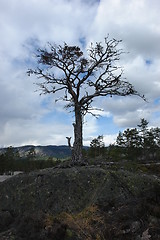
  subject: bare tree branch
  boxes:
[28,37,145,162]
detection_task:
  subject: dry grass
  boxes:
[51,205,105,240]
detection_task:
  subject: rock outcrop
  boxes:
[0,166,160,239]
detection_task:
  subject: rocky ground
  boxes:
[0,163,160,239]
[0,171,23,182]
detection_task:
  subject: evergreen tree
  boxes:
[0,154,5,174]
[137,118,149,148]
[90,135,105,157]
[116,131,125,147]
[3,146,17,173]
[116,128,141,160]
[115,119,160,161]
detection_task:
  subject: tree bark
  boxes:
[72,105,83,162]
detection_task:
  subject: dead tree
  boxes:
[28,36,145,163]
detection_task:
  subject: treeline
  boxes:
[110,118,160,161]
[0,146,60,174]
[87,119,160,162]
[1,118,160,174]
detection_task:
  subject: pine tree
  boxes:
[90,135,105,157]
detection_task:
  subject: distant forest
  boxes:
[0,119,160,174]
[0,145,72,174]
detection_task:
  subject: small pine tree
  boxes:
[89,135,105,157]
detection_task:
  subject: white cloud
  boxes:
[83,133,117,146]
[0,0,160,147]
[103,134,117,146]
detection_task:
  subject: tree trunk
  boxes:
[72,105,83,162]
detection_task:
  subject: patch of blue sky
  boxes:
[24,37,41,52]
[96,115,123,135]
[40,98,51,109]
[12,42,39,70]
[12,57,30,69]
[81,0,100,7]
[153,98,160,105]
[145,59,152,66]
[152,111,160,119]
[21,37,43,69]
[87,0,101,4]
[79,37,86,48]
[40,110,72,125]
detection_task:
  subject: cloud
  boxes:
[103,134,118,146]
[85,0,160,132]
[84,134,117,146]
[0,118,73,147]
[0,0,99,146]
[0,0,160,147]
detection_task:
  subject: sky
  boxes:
[0,0,160,147]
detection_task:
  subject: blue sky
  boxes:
[0,0,160,147]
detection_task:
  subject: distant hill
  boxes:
[0,145,89,159]
[0,145,72,159]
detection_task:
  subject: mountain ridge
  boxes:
[0,145,89,159]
